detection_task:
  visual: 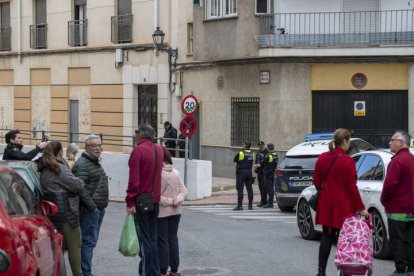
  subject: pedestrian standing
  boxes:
[40,141,84,276]
[380,130,414,276]
[72,134,109,276]
[254,141,268,207]
[3,129,48,160]
[64,143,79,169]
[314,128,368,276]
[260,143,277,208]
[163,121,178,157]
[233,141,255,211]
[158,146,188,276]
[126,124,164,276]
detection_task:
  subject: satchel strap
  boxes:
[320,153,343,189]
[151,143,158,195]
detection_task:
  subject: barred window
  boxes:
[231,97,260,146]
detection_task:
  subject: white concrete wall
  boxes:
[99,152,212,201]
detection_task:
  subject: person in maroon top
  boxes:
[314,128,368,276]
[126,124,164,276]
[380,130,414,276]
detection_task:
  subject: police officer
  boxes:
[163,121,178,157]
[3,129,48,160]
[254,141,268,207]
[261,143,279,208]
[233,140,255,211]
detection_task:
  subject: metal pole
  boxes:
[184,136,188,186]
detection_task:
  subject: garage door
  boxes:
[312,90,408,148]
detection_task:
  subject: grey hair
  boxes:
[137,124,155,140]
[84,134,101,145]
[395,130,411,146]
[66,143,79,157]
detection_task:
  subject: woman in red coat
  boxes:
[314,128,368,276]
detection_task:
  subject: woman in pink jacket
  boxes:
[158,146,188,276]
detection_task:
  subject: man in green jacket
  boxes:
[72,134,109,276]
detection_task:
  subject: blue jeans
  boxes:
[80,208,105,276]
[134,203,160,276]
[158,214,181,274]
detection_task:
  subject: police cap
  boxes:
[267,143,274,150]
[244,141,251,148]
[258,141,265,147]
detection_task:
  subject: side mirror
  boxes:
[0,249,11,272]
[41,200,58,216]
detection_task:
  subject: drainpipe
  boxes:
[17,0,22,63]
[153,0,158,30]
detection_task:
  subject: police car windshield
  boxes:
[279,156,319,170]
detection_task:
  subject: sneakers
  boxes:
[233,206,243,211]
[168,272,181,276]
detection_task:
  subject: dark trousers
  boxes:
[236,170,253,206]
[158,214,181,274]
[257,173,267,205]
[134,203,160,276]
[265,173,274,205]
[318,226,339,271]
[388,219,414,273]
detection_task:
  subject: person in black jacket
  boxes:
[233,141,255,211]
[163,121,178,157]
[2,129,48,160]
[40,141,84,276]
[72,134,109,276]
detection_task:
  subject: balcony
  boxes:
[68,19,88,47]
[30,23,47,49]
[111,14,133,44]
[256,10,414,48]
[0,26,11,51]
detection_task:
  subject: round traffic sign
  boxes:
[179,115,198,137]
[181,95,199,116]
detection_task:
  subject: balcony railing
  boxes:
[257,9,414,48]
[111,14,133,44]
[68,19,88,47]
[30,23,48,49]
[0,26,11,51]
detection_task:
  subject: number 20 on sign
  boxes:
[181,95,199,116]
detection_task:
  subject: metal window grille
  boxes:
[30,23,47,49]
[68,19,88,46]
[111,14,133,44]
[231,97,260,146]
[0,26,11,51]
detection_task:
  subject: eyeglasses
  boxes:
[390,138,403,143]
[86,144,103,149]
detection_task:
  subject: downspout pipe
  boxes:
[153,0,158,31]
[17,0,22,63]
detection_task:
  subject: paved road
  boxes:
[65,202,395,276]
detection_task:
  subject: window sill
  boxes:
[203,15,238,22]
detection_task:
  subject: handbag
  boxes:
[118,214,139,256]
[135,144,158,213]
[309,153,343,211]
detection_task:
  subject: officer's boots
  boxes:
[233,205,243,211]
[248,202,253,210]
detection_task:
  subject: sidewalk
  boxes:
[182,177,261,206]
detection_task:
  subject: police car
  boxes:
[274,138,374,212]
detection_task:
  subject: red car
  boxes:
[0,166,64,276]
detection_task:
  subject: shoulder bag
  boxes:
[135,144,158,213]
[309,153,343,211]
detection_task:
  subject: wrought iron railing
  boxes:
[0,26,11,51]
[68,19,88,47]
[257,9,414,48]
[111,14,133,44]
[231,97,260,146]
[30,23,48,49]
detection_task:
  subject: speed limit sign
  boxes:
[181,95,199,116]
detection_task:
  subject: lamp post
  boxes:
[152,26,178,93]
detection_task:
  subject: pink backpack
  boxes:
[334,214,373,274]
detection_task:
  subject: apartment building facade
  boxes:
[0,0,193,151]
[182,0,414,177]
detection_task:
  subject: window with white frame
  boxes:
[255,0,271,15]
[205,0,237,19]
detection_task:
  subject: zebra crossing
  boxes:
[184,205,297,223]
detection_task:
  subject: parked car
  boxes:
[275,138,374,212]
[296,149,410,259]
[0,166,65,275]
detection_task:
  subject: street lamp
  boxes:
[152,27,178,93]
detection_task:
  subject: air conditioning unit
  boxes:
[115,48,123,63]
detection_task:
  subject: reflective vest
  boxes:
[237,150,254,169]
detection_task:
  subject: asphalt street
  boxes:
[64,202,395,276]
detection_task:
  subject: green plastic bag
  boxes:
[118,214,139,256]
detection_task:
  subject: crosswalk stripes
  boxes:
[184,205,297,223]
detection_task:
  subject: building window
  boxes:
[187,23,193,54]
[0,2,11,51]
[205,0,237,20]
[256,0,271,15]
[30,0,47,49]
[111,0,133,43]
[231,97,260,146]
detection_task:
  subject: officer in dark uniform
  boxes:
[261,143,278,208]
[233,140,255,211]
[3,129,48,160]
[254,141,268,207]
[163,121,178,157]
